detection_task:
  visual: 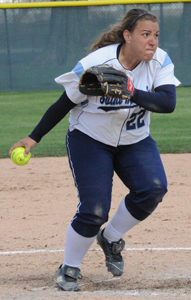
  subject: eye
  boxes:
[143,33,149,37]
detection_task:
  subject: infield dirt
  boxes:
[1,154,191,299]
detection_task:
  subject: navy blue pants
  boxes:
[66,129,167,238]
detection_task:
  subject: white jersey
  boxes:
[55,44,180,147]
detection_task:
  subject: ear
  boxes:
[123,30,131,44]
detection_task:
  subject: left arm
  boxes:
[131,84,176,113]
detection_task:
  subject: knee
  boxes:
[144,177,168,212]
[140,176,168,208]
[150,177,168,204]
[125,178,167,221]
[72,204,109,237]
[89,203,109,226]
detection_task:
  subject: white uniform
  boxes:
[55,44,180,147]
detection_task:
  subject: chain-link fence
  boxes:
[0,2,190,91]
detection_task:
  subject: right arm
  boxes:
[9,91,76,156]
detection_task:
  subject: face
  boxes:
[124,20,159,62]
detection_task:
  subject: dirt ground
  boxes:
[1,154,191,300]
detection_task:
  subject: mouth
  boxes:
[146,49,155,52]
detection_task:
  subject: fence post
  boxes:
[4,9,13,90]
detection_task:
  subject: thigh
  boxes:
[114,136,167,193]
[66,129,114,221]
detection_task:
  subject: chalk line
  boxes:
[0,247,191,255]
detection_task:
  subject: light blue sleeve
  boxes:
[72,62,85,79]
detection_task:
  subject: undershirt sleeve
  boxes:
[29,91,76,142]
[131,84,176,113]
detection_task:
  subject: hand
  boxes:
[79,64,134,99]
[9,136,37,157]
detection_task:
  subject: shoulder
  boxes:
[80,44,119,69]
[152,47,173,69]
[71,44,119,79]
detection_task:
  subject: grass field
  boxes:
[0,86,191,158]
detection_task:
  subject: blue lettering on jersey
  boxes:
[100,96,123,105]
[98,96,137,112]
[126,109,146,130]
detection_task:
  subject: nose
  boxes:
[149,35,158,46]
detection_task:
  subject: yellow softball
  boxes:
[11,147,31,166]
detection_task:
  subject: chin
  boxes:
[143,54,155,61]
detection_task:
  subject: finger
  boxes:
[9,143,22,156]
[9,140,25,156]
[24,146,31,157]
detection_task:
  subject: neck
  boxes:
[119,44,140,70]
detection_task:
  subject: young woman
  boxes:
[9,8,180,291]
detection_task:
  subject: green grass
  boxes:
[0,87,191,158]
[0,90,69,158]
[150,86,191,153]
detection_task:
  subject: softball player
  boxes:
[9,8,180,291]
